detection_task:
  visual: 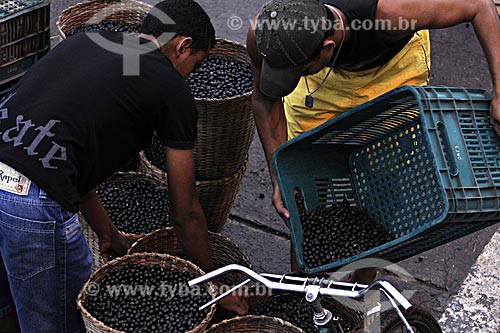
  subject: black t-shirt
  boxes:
[0,31,197,212]
[321,0,414,70]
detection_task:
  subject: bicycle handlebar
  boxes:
[188,264,413,311]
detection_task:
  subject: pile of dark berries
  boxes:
[186,55,253,99]
[95,178,170,235]
[143,132,167,173]
[84,263,212,332]
[250,293,355,332]
[296,193,394,268]
[65,21,141,37]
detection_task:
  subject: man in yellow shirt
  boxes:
[247,0,500,278]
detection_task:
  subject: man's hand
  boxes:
[79,190,132,262]
[272,184,290,222]
[490,94,500,137]
[99,231,133,263]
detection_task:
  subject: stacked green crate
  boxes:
[0,0,50,91]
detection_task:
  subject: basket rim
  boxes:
[128,227,253,269]
[55,21,66,39]
[206,315,305,333]
[56,0,152,39]
[77,252,216,333]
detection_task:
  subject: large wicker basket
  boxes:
[56,0,150,39]
[140,153,247,232]
[77,253,215,333]
[128,227,252,285]
[141,39,255,181]
[79,171,169,273]
[192,38,255,180]
[206,315,304,333]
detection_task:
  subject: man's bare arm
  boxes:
[378,0,500,134]
[247,22,291,219]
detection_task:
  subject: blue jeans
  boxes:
[0,179,92,333]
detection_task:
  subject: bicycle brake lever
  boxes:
[378,281,412,311]
[381,289,415,333]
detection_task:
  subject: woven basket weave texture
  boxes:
[206,315,304,333]
[192,38,255,181]
[80,171,169,272]
[248,293,364,332]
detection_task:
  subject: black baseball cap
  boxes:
[255,0,327,98]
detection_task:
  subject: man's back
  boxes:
[0,31,197,211]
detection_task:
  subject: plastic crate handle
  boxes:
[437,121,459,177]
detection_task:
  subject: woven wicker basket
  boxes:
[79,171,169,273]
[192,38,255,180]
[141,40,255,181]
[95,171,170,240]
[206,315,304,333]
[139,153,247,232]
[128,227,252,285]
[56,0,151,39]
[248,293,364,332]
[77,253,215,333]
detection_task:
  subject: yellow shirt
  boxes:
[284,30,431,139]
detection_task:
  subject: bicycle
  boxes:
[189,264,442,333]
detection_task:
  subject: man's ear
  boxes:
[319,39,336,58]
[323,39,336,51]
[176,37,193,56]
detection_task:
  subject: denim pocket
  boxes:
[65,213,81,240]
[0,208,56,281]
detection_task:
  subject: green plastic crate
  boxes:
[0,0,46,18]
[0,0,50,85]
[273,86,499,273]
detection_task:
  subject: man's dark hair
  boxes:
[140,0,216,53]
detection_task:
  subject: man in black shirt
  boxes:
[247,0,500,279]
[0,1,247,332]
